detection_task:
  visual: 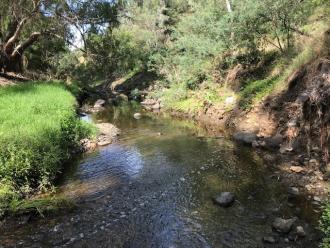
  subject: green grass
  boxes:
[168,97,203,114]
[0,82,93,215]
[8,196,75,216]
[239,76,280,109]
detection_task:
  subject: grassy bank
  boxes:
[0,82,93,216]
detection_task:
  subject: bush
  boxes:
[321,204,330,247]
[0,83,93,192]
[239,76,280,109]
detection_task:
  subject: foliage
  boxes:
[239,76,280,109]
[230,0,312,52]
[321,204,330,248]
[0,83,93,192]
[8,196,74,216]
[150,3,227,88]
[0,0,122,72]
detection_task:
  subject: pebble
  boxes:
[309,159,318,165]
[272,217,297,233]
[213,192,235,208]
[296,226,306,237]
[53,225,60,232]
[288,187,300,196]
[290,166,304,173]
[263,236,276,244]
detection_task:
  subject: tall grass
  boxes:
[0,82,92,198]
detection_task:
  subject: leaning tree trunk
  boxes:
[0,1,41,73]
[0,31,41,73]
[6,55,24,73]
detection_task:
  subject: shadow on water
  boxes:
[0,102,322,248]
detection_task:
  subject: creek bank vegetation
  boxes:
[63,1,329,245]
[0,0,329,245]
[0,82,94,216]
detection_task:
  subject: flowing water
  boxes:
[0,103,322,247]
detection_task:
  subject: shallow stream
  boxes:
[0,103,322,247]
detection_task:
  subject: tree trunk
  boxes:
[0,31,41,73]
[225,0,232,13]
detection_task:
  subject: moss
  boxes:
[8,196,75,216]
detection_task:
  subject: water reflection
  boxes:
[0,102,321,248]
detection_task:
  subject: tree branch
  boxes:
[10,32,41,59]
[3,0,42,55]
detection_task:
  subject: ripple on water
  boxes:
[1,104,322,248]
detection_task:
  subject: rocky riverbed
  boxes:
[0,103,325,247]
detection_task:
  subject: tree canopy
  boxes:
[0,0,121,73]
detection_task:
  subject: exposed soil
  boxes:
[140,52,330,203]
[0,72,29,86]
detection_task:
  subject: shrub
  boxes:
[321,204,330,247]
[239,76,280,109]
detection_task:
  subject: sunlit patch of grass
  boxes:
[0,82,93,215]
[239,76,280,109]
[167,97,203,114]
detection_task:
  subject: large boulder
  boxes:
[213,192,235,207]
[233,132,257,145]
[272,217,297,233]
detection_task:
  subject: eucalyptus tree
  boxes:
[0,0,121,73]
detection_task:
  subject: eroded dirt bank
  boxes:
[133,54,330,202]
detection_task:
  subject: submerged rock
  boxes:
[96,123,120,146]
[296,226,306,237]
[262,236,276,244]
[213,192,235,207]
[272,217,297,233]
[288,187,300,196]
[261,134,283,149]
[233,132,257,145]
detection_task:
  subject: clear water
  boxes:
[0,103,322,247]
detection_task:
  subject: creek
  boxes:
[1,103,322,247]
